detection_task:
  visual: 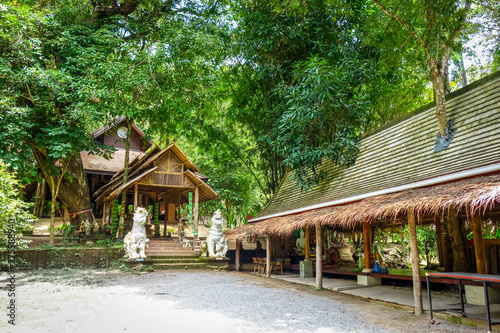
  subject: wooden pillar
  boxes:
[315,222,323,289]
[408,208,423,315]
[472,213,488,274]
[102,202,107,228]
[305,225,310,260]
[194,186,199,234]
[90,175,97,193]
[235,239,241,272]
[434,214,445,268]
[363,221,372,271]
[266,235,271,278]
[134,183,138,211]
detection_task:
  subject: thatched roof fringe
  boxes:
[225,175,500,239]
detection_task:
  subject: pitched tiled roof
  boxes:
[252,71,500,222]
[92,116,153,148]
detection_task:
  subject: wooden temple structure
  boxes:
[81,118,219,235]
[225,71,500,314]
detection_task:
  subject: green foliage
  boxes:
[272,56,371,189]
[0,162,33,250]
[400,225,438,268]
[225,0,434,191]
[56,223,77,241]
[1,0,498,223]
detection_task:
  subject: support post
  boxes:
[266,235,271,278]
[102,202,107,230]
[235,239,241,272]
[134,183,138,211]
[194,186,199,234]
[305,225,310,260]
[408,208,423,315]
[315,222,323,289]
[363,221,372,272]
[472,213,488,274]
[434,214,445,268]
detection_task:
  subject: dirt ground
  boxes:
[0,269,484,333]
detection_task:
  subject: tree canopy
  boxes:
[1,0,498,227]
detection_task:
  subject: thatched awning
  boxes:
[225,174,500,239]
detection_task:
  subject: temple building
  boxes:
[81,117,219,235]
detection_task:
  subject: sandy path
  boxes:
[0,269,484,333]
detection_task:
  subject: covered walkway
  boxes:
[270,273,500,331]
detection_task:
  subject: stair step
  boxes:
[146,249,194,252]
[146,252,196,257]
[150,258,200,264]
[147,254,199,259]
[152,262,207,270]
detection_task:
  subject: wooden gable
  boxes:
[139,150,194,188]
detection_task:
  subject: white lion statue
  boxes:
[123,207,150,259]
[207,209,228,258]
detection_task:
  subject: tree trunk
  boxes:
[447,208,469,272]
[117,119,132,239]
[459,51,468,87]
[50,187,56,245]
[428,57,449,136]
[57,157,93,226]
[33,179,47,217]
[33,148,93,226]
[434,214,445,268]
[472,214,487,274]
[440,211,454,271]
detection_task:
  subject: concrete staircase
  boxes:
[145,238,206,270]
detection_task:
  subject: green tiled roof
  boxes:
[254,71,500,220]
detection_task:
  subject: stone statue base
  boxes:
[206,257,229,270]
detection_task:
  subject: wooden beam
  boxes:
[137,183,195,189]
[363,221,372,271]
[305,225,310,260]
[316,222,323,289]
[434,214,445,268]
[472,214,488,274]
[408,208,423,315]
[235,239,241,272]
[266,235,271,278]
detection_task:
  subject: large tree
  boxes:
[371,0,472,142]
[0,2,103,230]
[225,0,431,191]
[0,0,213,234]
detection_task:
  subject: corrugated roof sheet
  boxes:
[255,71,500,220]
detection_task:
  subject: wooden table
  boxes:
[426,272,500,333]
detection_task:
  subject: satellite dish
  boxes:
[117,127,128,139]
